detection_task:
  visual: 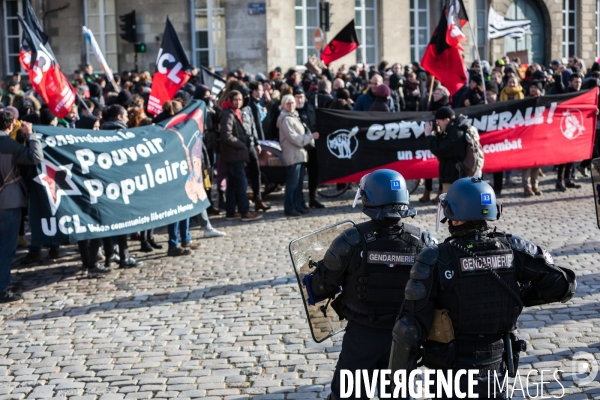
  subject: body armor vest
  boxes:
[332,220,424,329]
[436,234,522,336]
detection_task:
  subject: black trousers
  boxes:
[81,236,129,267]
[493,172,504,194]
[247,146,262,200]
[329,323,393,400]
[557,163,574,181]
[306,145,319,198]
[429,369,508,400]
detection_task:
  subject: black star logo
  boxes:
[34,160,81,216]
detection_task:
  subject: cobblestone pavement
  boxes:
[1,170,600,400]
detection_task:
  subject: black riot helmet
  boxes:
[353,169,415,220]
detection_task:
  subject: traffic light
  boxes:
[119,11,137,43]
[320,2,332,32]
[134,42,146,53]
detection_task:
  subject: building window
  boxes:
[476,0,487,60]
[3,0,23,75]
[193,0,226,69]
[355,0,378,65]
[295,0,320,67]
[562,0,576,58]
[410,0,429,62]
[84,0,118,72]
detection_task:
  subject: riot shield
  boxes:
[289,220,355,343]
[592,158,600,229]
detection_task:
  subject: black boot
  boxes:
[309,197,325,209]
[140,241,154,253]
[148,237,163,249]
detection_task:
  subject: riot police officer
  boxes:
[308,169,437,400]
[389,178,576,399]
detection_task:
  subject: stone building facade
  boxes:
[0,0,598,80]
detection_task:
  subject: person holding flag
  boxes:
[421,0,469,97]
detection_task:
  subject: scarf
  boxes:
[222,101,243,124]
[500,86,524,102]
[448,220,490,238]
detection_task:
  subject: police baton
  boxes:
[504,332,515,378]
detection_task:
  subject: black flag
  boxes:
[198,65,226,97]
[24,0,48,43]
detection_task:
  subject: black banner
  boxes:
[29,101,210,244]
[316,90,598,183]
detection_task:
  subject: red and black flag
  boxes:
[147,16,192,116]
[20,0,53,72]
[18,15,76,118]
[421,5,468,96]
[446,0,469,50]
[320,20,359,65]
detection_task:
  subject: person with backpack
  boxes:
[424,107,484,193]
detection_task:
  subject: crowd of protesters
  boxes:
[1,54,599,302]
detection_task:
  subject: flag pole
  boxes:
[76,92,91,114]
[427,75,435,106]
[467,23,487,104]
[110,78,121,93]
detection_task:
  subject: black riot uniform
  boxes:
[389,178,576,399]
[309,169,437,400]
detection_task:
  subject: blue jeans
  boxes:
[167,219,192,249]
[0,208,21,292]
[226,161,249,216]
[285,163,305,213]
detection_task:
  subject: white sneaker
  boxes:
[202,227,226,238]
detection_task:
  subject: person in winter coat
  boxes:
[420,85,451,203]
[353,74,395,111]
[499,76,525,102]
[389,71,405,111]
[220,90,262,221]
[460,74,485,107]
[369,84,391,112]
[277,95,319,217]
[424,107,467,192]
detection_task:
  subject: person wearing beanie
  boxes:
[40,109,58,126]
[485,80,499,103]
[460,73,485,107]
[115,90,133,108]
[424,106,470,192]
[369,84,391,112]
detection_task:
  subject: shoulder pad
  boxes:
[421,231,438,247]
[403,223,421,237]
[415,245,439,265]
[341,227,361,246]
[410,260,433,280]
[405,279,427,300]
[323,228,360,271]
[509,235,540,257]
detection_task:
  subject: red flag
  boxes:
[446,0,469,50]
[421,14,467,96]
[320,20,360,65]
[147,17,192,116]
[18,15,76,118]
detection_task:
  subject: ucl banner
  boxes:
[29,101,210,244]
[317,89,598,183]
